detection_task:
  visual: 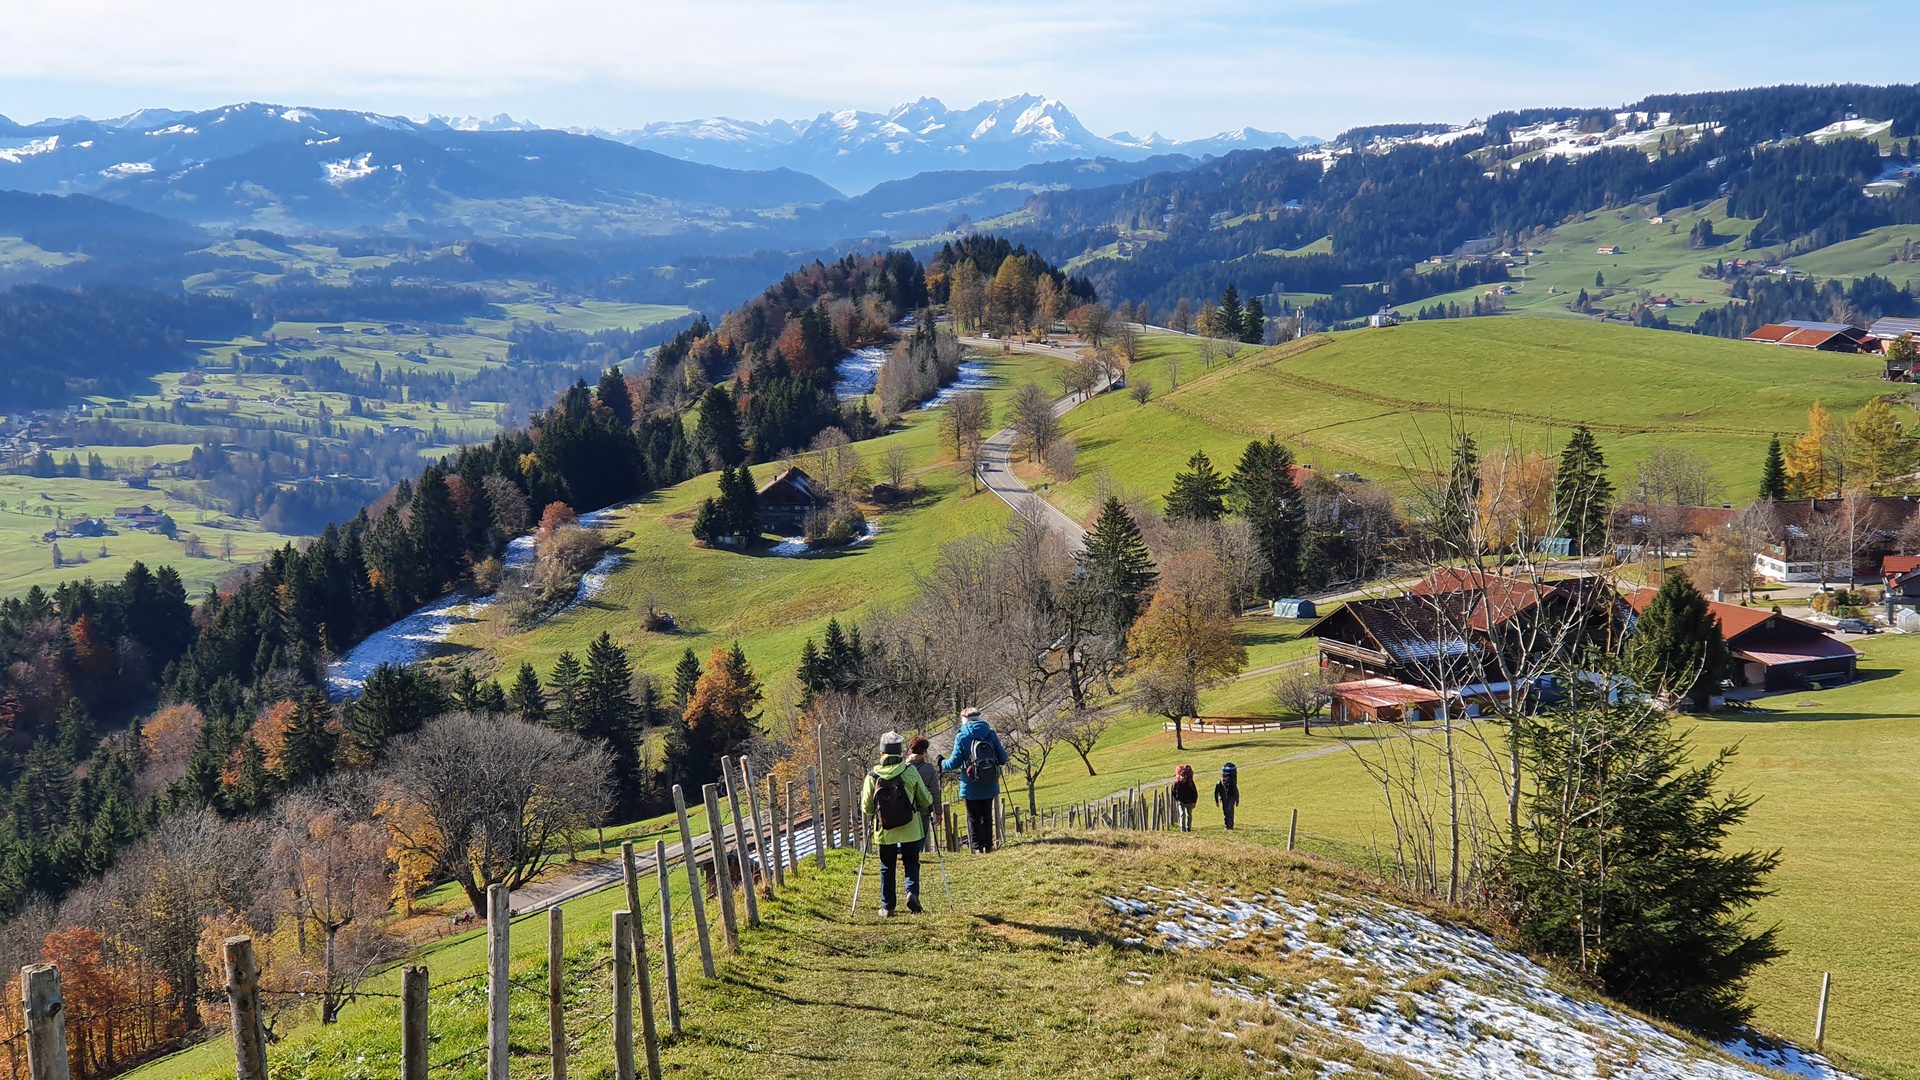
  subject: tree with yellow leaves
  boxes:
[1843,397,1913,493]
[1474,447,1557,556]
[1128,551,1248,750]
[1783,401,1831,498]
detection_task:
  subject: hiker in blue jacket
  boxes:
[941,707,1008,853]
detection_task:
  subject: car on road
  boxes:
[1835,617,1877,634]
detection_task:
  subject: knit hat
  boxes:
[880,731,904,754]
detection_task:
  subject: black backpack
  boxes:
[871,769,915,830]
[963,737,1001,785]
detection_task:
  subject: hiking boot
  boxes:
[877,907,893,918]
[906,893,923,914]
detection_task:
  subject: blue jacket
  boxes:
[942,718,1009,800]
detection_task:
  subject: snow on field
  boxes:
[1807,119,1892,145]
[835,345,888,399]
[326,505,628,697]
[1105,885,1850,1080]
[766,521,879,557]
[918,358,994,409]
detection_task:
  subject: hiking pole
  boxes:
[848,832,872,918]
[929,826,954,911]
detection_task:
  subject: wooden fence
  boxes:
[10,743,874,1080]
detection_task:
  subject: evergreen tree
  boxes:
[349,663,447,758]
[694,385,745,468]
[1505,679,1783,1036]
[510,662,547,725]
[1759,436,1788,501]
[582,632,643,818]
[596,366,634,427]
[795,638,827,706]
[408,466,466,590]
[681,642,763,787]
[233,736,271,813]
[1216,283,1244,341]
[1241,296,1266,344]
[278,688,337,787]
[1629,571,1731,710]
[547,651,584,733]
[14,738,75,836]
[1231,437,1306,598]
[1164,450,1230,521]
[672,648,703,711]
[1553,426,1614,556]
[1438,431,1481,547]
[1075,496,1158,634]
[56,698,94,763]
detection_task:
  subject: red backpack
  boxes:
[1171,764,1198,805]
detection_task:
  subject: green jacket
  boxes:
[861,755,935,846]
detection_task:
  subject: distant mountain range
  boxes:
[0,103,840,235]
[569,95,1319,194]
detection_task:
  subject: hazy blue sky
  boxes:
[2,0,1907,138]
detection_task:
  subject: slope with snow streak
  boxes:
[1105,885,1848,1080]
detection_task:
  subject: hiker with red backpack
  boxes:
[1170,764,1199,831]
[941,707,1009,853]
[861,731,936,917]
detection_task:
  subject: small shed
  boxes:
[756,466,826,534]
[1272,598,1317,619]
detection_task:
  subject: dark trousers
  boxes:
[965,798,995,852]
[1220,799,1237,830]
[879,842,920,911]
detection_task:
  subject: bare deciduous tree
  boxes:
[881,443,913,500]
[1004,710,1067,815]
[270,786,395,1023]
[1010,382,1059,462]
[1058,707,1111,776]
[378,713,609,915]
[939,391,993,493]
[1268,664,1332,734]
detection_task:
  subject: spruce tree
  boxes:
[409,467,466,590]
[672,648,703,711]
[694,385,745,468]
[582,632,642,817]
[278,688,337,787]
[56,698,94,762]
[795,638,827,706]
[548,651,584,732]
[1216,283,1244,341]
[1505,678,1783,1036]
[1438,431,1480,547]
[510,662,547,725]
[234,736,271,814]
[1164,450,1230,521]
[1076,496,1158,633]
[596,366,634,426]
[1629,571,1731,710]
[1758,436,1788,501]
[1553,426,1614,556]
[1230,437,1305,597]
[1241,295,1266,344]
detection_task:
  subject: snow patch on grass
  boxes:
[1106,885,1851,1080]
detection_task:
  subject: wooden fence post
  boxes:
[548,908,566,1080]
[837,761,851,849]
[654,839,680,1035]
[620,844,662,1080]
[784,780,799,876]
[612,910,634,1080]
[742,759,776,900]
[807,766,826,868]
[21,964,68,1080]
[702,784,741,952]
[671,785,716,977]
[721,759,761,927]
[1815,972,1832,1051]
[764,770,785,887]
[816,729,833,849]
[487,885,510,1080]
[223,936,268,1080]
[402,965,428,1080]
[1288,809,1299,852]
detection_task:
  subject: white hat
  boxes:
[880,731,904,753]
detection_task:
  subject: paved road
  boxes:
[960,337,1114,554]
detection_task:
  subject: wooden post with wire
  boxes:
[486,885,510,1080]
[722,758,761,927]
[547,908,566,1080]
[807,766,826,868]
[1288,809,1299,852]
[672,784,716,977]
[765,768,786,888]
[21,963,69,1080]
[1815,972,1832,1052]
[784,780,799,876]
[654,839,680,1035]
[612,910,635,1080]
[402,964,428,1080]
[223,937,268,1080]
[620,844,662,1080]
[742,758,776,900]
[702,784,741,952]
[816,729,833,849]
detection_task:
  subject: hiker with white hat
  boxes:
[860,730,935,916]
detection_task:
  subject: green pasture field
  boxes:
[452,347,1072,691]
[1051,317,1897,527]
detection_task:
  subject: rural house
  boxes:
[1744,321,1874,352]
[755,466,826,534]
[1754,497,1920,581]
[1610,503,1738,559]
[1882,555,1920,612]
[1627,590,1857,691]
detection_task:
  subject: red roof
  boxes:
[1327,678,1443,709]
[1747,324,1798,343]
[1883,555,1920,578]
[1625,588,1819,643]
[1734,637,1859,667]
[1407,569,1560,629]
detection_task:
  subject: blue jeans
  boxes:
[879,842,921,911]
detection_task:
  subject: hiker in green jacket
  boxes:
[862,731,936,916]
